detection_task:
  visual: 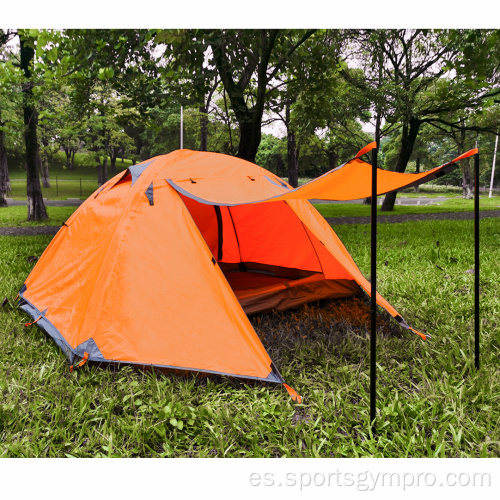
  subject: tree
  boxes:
[0,29,17,207]
[342,29,500,211]
[290,66,372,170]
[19,31,47,220]
[255,133,286,176]
[158,29,321,163]
[0,108,8,207]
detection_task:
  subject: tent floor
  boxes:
[223,269,360,315]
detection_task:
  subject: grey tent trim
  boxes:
[145,181,154,205]
[130,160,156,186]
[18,285,283,384]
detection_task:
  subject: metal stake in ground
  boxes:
[370,145,378,429]
[475,151,480,370]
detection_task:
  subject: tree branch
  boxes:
[267,29,316,82]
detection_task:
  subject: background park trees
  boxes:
[1,28,499,219]
[341,29,500,210]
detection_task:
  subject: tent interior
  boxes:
[180,194,360,315]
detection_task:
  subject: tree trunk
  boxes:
[24,106,47,220]
[199,105,208,152]
[327,148,337,170]
[285,102,299,188]
[381,116,421,211]
[39,147,50,188]
[65,148,72,169]
[0,126,10,207]
[110,155,116,175]
[222,89,234,155]
[102,157,108,184]
[71,148,76,169]
[20,37,47,221]
[96,156,104,186]
[40,137,50,188]
[286,132,299,188]
[212,38,265,163]
[43,155,50,188]
[237,117,261,163]
[414,157,420,193]
[462,156,473,199]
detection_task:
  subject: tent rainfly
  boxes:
[19,144,478,402]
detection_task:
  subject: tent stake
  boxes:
[474,151,480,370]
[370,145,378,429]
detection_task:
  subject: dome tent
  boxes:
[18,144,477,401]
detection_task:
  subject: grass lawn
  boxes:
[7,156,130,200]
[8,179,103,201]
[8,156,132,181]
[313,196,500,219]
[0,207,77,228]
[1,218,499,457]
[1,195,499,229]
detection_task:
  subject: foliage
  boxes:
[341,29,500,209]
[156,29,330,162]
[255,134,286,176]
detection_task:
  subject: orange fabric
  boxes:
[70,351,89,373]
[229,201,322,271]
[355,141,377,158]
[166,147,478,204]
[284,384,302,403]
[277,148,479,202]
[21,146,445,390]
[24,315,41,327]
[178,196,354,277]
[410,327,426,341]
[78,352,89,368]
[24,181,274,380]
[284,199,412,324]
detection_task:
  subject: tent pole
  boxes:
[489,133,498,199]
[474,151,480,370]
[370,145,378,429]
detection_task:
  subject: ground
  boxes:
[0,198,499,457]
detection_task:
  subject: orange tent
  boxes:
[19,145,477,401]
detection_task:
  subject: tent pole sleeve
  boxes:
[475,151,480,370]
[370,146,378,429]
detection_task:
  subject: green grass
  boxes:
[1,218,499,457]
[8,180,101,201]
[8,154,132,181]
[1,195,499,230]
[313,196,500,219]
[7,154,131,200]
[0,207,77,228]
